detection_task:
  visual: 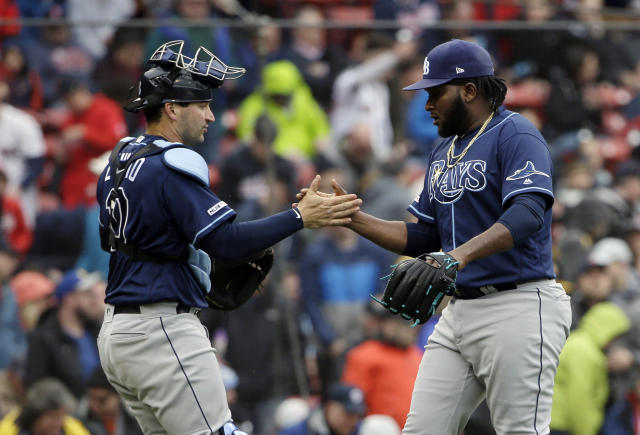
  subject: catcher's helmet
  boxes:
[125,40,246,113]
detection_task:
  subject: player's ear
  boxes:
[461,82,478,103]
[164,102,178,121]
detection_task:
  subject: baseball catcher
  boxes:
[374,252,458,325]
[97,39,362,435]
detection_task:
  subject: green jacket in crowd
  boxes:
[550,302,631,435]
[237,60,330,160]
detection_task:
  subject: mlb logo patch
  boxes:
[207,201,227,215]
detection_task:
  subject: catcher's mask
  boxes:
[124,40,246,113]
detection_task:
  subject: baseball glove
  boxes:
[206,248,274,310]
[373,252,459,325]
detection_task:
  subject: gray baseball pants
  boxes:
[98,303,231,435]
[402,280,572,435]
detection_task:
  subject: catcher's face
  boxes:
[174,101,215,146]
[425,84,472,138]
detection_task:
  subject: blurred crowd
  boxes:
[1,0,640,434]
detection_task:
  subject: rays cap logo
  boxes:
[404,39,494,91]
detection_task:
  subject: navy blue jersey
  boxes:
[408,109,555,288]
[96,135,236,307]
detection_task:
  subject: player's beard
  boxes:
[438,94,472,138]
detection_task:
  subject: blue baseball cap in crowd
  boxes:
[404,39,494,91]
[326,383,367,414]
[54,268,101,301]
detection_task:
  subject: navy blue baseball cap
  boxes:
[326,383,366,414]
[404,39,494,91]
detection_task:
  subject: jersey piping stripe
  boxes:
[533,287,543,435]
[160,317,214,433]
[502,187,554,205]
[451,203,456,249]
[408,204,435,222]
[480,112,517,137]
[192,209,235,245]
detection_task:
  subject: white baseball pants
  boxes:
[98,303,231,435]
[402,280,572,435]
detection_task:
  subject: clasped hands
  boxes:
[294,175,359,229]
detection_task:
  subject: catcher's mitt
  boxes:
[373,252,458,325]
[206,248,274,310]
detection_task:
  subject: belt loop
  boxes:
[104,304,115,321]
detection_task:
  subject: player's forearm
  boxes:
[346,211,408,254]
[198,209,303,261]
[449,222,514,270]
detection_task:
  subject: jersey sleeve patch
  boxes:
[207,200,228,215]
[162,148,210,186]
[505,161,550,181]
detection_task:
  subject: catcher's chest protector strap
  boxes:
[107,140,188,263]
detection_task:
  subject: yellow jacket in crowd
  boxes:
[0,409,90,435]
[550,302,631,435]
[237,60,330,160]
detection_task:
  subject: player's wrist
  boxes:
[295,204,313,228]
[289,207,305,228]
[346,210,365,228]
[447,250,467,270]
[296,205,322,229]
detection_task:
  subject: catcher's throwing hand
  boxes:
[296,175,361,228]
[374,252,459,325]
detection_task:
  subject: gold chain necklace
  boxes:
[446,112,494,168]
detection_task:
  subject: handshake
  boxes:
[293,175,359,229]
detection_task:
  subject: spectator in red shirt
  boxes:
[0,168,32,255]
[58,79,127,209]
[0,0,20,44]
[341,301,422,427]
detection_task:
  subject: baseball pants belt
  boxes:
[455,279,545,299]
[111,303,201,316]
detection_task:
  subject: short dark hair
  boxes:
[143,105,163,123]
[87,367,116,392]
[143,102,191,124]
[449,76,507,112]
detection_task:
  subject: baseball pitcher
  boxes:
[308,39,572,434]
